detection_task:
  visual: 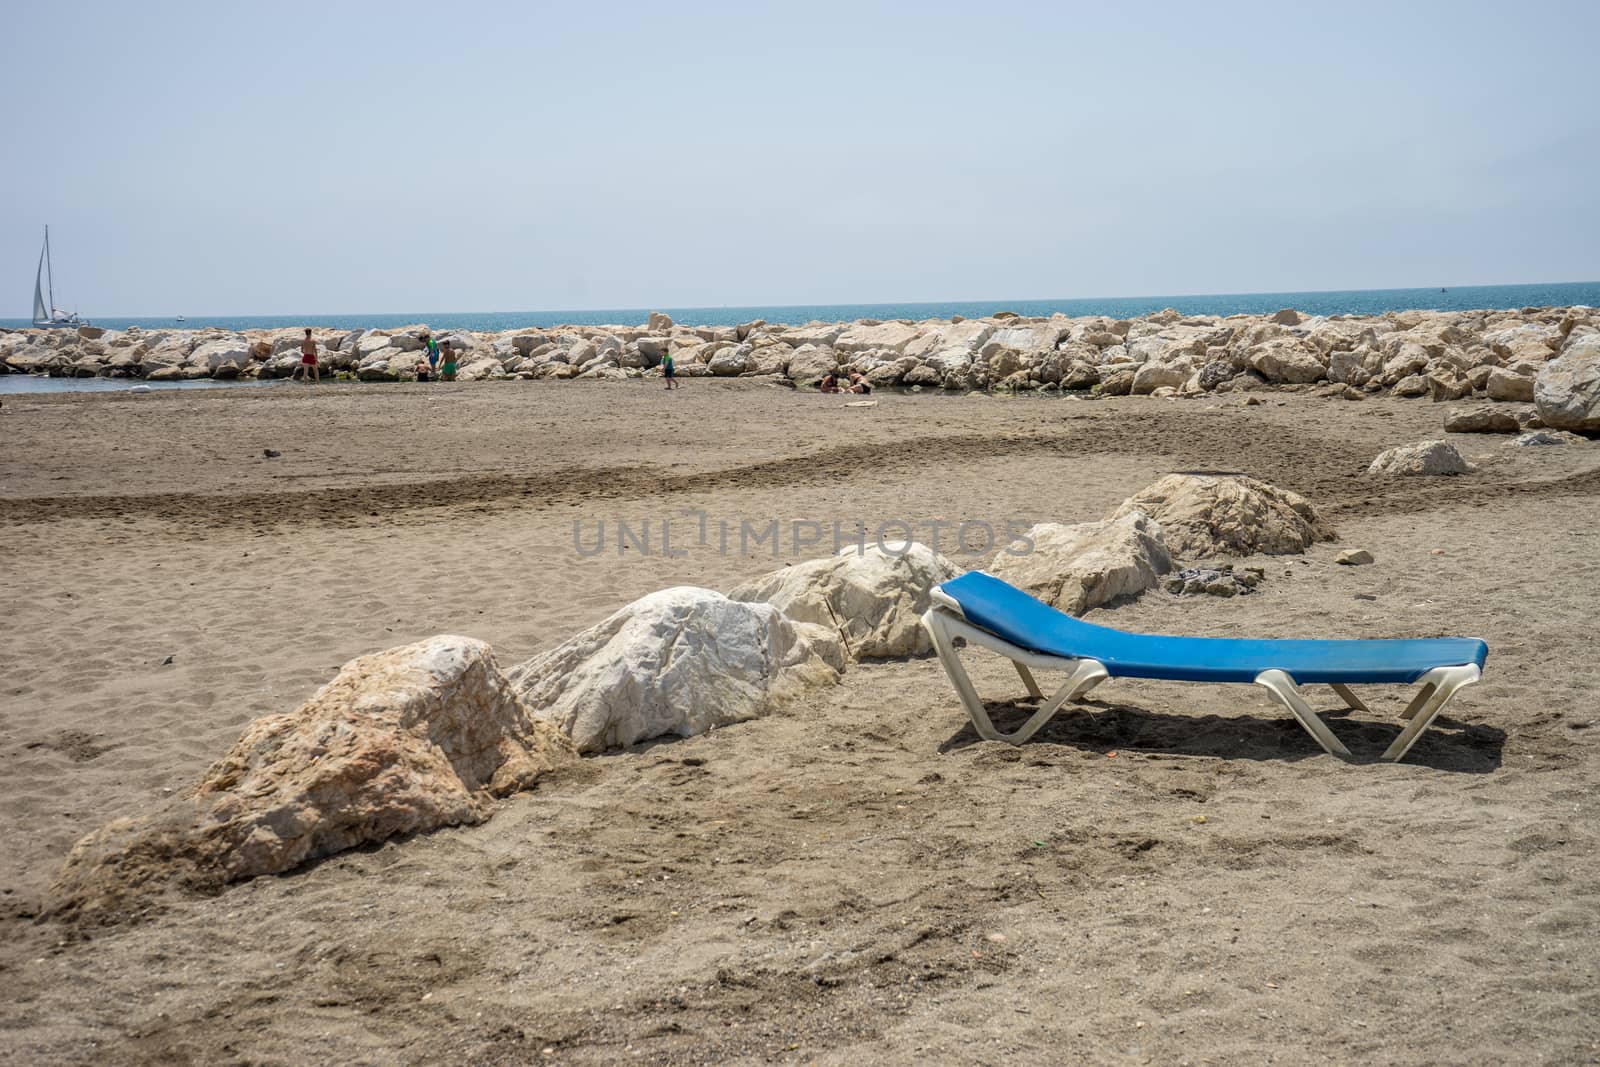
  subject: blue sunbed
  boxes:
[921,571,1487,762]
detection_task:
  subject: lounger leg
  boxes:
[1014,662,1044,700]
[924,610,998,738]
[1399,683,1436,721]
[923,609,1106,745]
[1330,683,1371,713]
[1254,670,1353,758]
[1381,665,1481,763]
[1072,673,1107,703]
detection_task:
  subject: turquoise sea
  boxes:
[4,282,1597,335]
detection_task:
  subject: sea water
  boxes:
[4,281,1596,335]
[0,375,282,395]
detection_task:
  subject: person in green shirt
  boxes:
[419,332,440,379]
[662,350,678,390]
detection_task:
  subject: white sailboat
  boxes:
[31,226,88,329]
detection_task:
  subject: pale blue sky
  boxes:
[5,0,1597,316]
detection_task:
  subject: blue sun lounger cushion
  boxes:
[920,570,1487,762]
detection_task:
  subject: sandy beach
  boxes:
[3,379,1599,1064]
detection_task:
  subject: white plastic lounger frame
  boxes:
[921,588,1482,762]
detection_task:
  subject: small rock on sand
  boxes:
[1367,440,1470,476]
[1163,563,1264,597]
[1443,406,1520,434]
[1336,548,1375,565]
[1514,431,1582,446]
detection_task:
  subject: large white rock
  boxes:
[1110,474,1334,558]
[507,588,842,753]
[903,320,995,359]
[1483,322,1558,362]
[1131,359,1193,394]
[786,344,840,380]
[986,322,1069,354]
[989,511,1172,615]
[1533,333,1600,431]
[728,543,959,659]
[922,347,977,375]
[356,331,400,357]
[746,341,793,376]
[835,321,922,355]
[1366,440,1470,476]
[47,636,574,919]
[780,323,846,349]
[190,337,251,372]
[455,356,508,381]
[356,347,409,380]
[1247,338,1326,384]
[1486,364,1537,402]
[1327,347,1380,387]
[707,343,753,376]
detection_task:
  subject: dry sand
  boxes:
[2,379,1598,1064]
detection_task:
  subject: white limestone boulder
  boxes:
[1486,364,1537,402]
[261,350,306,378]
[508,588,842,753]
[786,344,841,381]
[1247,337,1326,384]
[190,337,252,373]
[1514,430,1583,446]
[989,511,1173,615]
[1443,406,1521,434]
[1131,359,1193,394]
[455,355,508,381]
[835,321,922,354]
[48,636,573,920]
[746,341,793,376]
[1366,440,1471,476]
[729,543,959,659]
[781,323,846,349]
[1483,322,1558,363]
[1110,474,1335,558]
[1533,332,1600,432]
[904,320,995,359]
[708,343,753,376]
[356,347,409,380]
[356,331,400,357]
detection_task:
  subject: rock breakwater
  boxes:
[4,306,1597,411]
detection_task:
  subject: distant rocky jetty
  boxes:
[4,306,1598,425]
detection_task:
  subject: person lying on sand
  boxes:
[846,370,871,394]
[819,371,841,393]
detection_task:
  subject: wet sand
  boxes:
[2,380,1598,1064]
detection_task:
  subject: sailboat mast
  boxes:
[45,226,56,312]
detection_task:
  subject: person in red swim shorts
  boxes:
[291,328,320,383]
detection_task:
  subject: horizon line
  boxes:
[7,278,1598,322]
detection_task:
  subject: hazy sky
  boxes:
[5,0,1597,316]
